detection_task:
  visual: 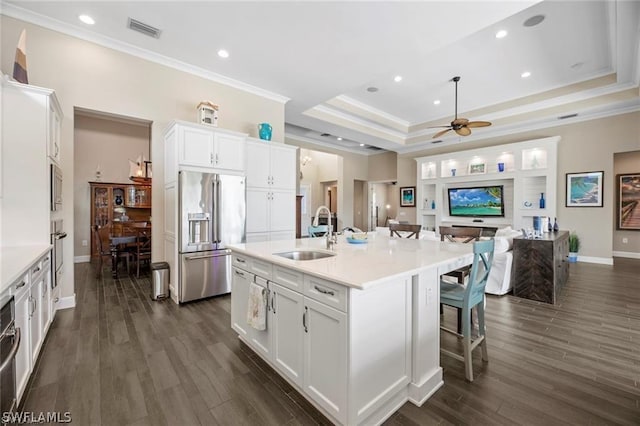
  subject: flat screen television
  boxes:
[447,185,505,217]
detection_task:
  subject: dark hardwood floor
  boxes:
[21,258,640,425]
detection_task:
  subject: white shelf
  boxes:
[415,137,559,233]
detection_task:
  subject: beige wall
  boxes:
[74,114,150,258]
[337,152,368,229]
[299,148,339,217]
[613,150,640,254]
[368,152,397,182]
[1,16,285,299]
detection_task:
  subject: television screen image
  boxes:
[448,186,505,217]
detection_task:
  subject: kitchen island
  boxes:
[228,234,474,425]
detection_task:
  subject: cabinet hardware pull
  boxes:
[271,292,276,314]
[210,153,214,164]
[314,285,335,296]
[303,306,308,333]
[234,270,245,277]
[236,258,246,263]
[33,266,41,274]
[16,281,26,289]
[215,153,219,164]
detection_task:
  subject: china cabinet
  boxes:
[89,182,151,257]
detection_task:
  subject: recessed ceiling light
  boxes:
[521,71,531,78]
[217,49,229,58]
[366,87,378,93]
[359,143,365,147]
[495,30,508,39]
[337,137,343,141]
[393,75,403,83]
[433,100,441,105]
[79,14,95,25]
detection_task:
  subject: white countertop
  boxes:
[228,234,474,290]
[0,245,52,294]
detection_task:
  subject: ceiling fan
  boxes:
[430,76,491,139]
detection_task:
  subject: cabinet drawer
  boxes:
[12,272,30,299]
[304,275,348,313]
[232,254,272,279]
[272,265,304,292]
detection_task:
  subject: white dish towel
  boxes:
[247,282,267,331]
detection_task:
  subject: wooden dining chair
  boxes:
[131,228,152,278]
[440,239,495,382]
[439,226,483,333]
[389,223,421,239]
[93,223,131,278]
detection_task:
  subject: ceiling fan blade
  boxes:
[432,128,453,139]
[452,118,469,126]
[426,125,453,129]
[455,127,472,136]
[467,121,492,128]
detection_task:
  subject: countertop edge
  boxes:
[1,244,53,294]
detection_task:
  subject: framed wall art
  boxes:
[566,171,604,207]
[617,173,640,230]
[468,163,486,175]
[400,186,416,207]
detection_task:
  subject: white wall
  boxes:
[1,16,285,300]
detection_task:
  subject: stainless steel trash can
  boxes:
[151,262,170,300]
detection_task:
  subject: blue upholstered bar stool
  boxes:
[308,225,329,237]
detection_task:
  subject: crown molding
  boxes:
[285,133,378,156]
[305,104,407,141]
[0,2,290,104]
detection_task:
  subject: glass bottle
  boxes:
[431,200,436,210]
[539,193,545,209]
[553,218,559,232]
[547,217,552,232]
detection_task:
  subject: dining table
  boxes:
[109,222,151,278]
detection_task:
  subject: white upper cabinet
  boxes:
[246,139,297,190]
[172,121,246,172]
[48,102,62,164]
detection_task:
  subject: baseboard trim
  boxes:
[578,255,613,265]
[56,294,76,310]
[74,255,91,263]
[612,251,640,259]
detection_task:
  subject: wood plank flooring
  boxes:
[21,258,640,425]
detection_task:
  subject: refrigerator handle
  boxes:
[215,177,222,243]
[212,179,218,244]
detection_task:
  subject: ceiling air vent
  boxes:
[558,113,578,120]
[366,145,384,151]
[431,140,443,144]
[128,18,161,38]
[320,133,331,137]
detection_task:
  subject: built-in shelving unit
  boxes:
[415,137,559,233]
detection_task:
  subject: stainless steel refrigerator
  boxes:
[178,171,245,303]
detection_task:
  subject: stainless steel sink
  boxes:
[274,250,336,261]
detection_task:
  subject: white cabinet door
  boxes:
[270,190,296,232]
[248,279,271,360]
[270,145,297,190]
[231,267,252,339]
[179,126,214,167]
[40,267,51,335]
[246,141,270,188]
[48,103,61,164]
[246,189,270,233]
[14,286,31,404]
[303,297,347,424]
[29,277,43,364]
[270,282,304,387]
[214,132,245,172]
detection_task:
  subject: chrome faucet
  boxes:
[313,205,336,250]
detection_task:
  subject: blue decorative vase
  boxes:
[539,192,545,209]
[258,123,272,141]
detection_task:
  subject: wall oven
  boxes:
[50,220,67,289]
[50,164,62,212]
[0,296,19,416]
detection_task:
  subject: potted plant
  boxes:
[568,232,580,263]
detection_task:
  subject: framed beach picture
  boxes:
[617,173,640,230]
[566,171,604,207]
[400,186,416,207]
